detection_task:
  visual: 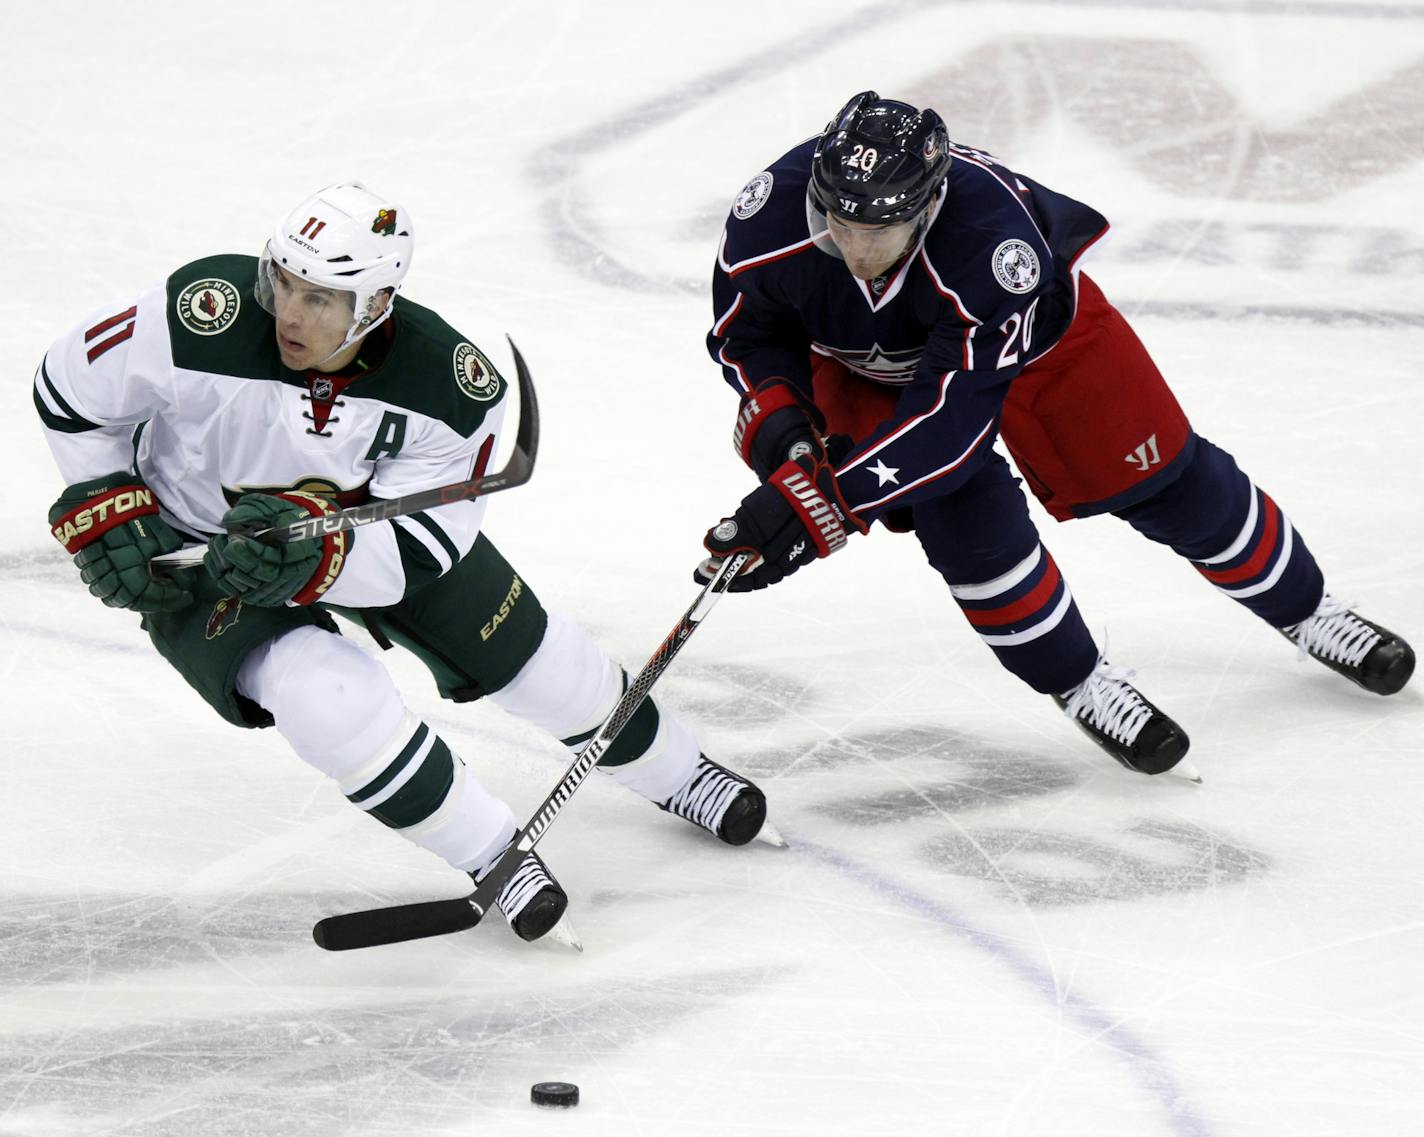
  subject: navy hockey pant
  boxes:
[1114,435,1324,628]
[913,437,1325,697]
[913,451,1100,695]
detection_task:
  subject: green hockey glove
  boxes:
[204,491,349,606]
[48,473,194,613]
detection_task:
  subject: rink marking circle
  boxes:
[797,837,1216,1137]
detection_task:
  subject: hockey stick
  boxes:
[152,336,539,568]
[311,550,753,951]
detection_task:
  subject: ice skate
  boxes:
[474,845,579,948]
[1282,594,1414,696]
[1054,658,1197,780]
[660,755,783,846]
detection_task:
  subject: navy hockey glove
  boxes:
[204,492,349,606]
[49,473,194,613]
[732,378,830,481]
[698,455,867,592]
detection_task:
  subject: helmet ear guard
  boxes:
[809,90,951,225]
[256,181,414,355]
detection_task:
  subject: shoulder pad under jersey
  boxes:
[717,138,823,278]
[354,296,507,439]
[164,253,275,376]
[920,156,1058,317]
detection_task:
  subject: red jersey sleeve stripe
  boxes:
[85,322,135,364]
[84,306,137,342]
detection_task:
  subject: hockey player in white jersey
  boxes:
[37,181,768,945]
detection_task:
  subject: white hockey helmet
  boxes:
[256,181,414,353]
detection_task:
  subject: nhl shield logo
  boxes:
[205,596,244,640]
[733,172,773,220]
[176,278,241,336]
[991,240,1041,294]
[453,342,501,402]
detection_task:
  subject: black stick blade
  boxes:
[312,895,482,951]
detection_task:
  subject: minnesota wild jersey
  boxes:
[34,253,508,608]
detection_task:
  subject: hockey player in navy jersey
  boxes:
[699,91,1413,778]
[38,181,768,946]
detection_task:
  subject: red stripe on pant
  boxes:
[1196,495,1281,585]
[962,558,1064,628]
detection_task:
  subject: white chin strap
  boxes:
[320,303,391,365]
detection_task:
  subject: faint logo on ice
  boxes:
[922,818,1271,907]
[782,726,1272,908]
[908,37,1424,204]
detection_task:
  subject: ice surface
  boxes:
[2,2,1421,1134]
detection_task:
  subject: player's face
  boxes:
[269,265,360,372]
[826,213,918,279]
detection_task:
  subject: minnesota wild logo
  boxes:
[372,209,398,236]
[175,278,240,336]
[453,342,501,401]
[220,477,369,508]
[205,596,243,640]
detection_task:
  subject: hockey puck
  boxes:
[530,1081,579,1108]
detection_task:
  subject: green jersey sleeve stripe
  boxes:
[392,523,449,597]
[34,359,103,433]
[407,511,462,565]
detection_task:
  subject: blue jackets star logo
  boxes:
[867,459,900,486]
[813,341,921,382]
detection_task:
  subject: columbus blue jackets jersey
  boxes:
[707,137,1109,524]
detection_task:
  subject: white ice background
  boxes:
[1,2,1422,1135]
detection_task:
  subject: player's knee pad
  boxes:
[237,626,405,781]
[488,612,700,779]
[489,612,624,740]
[237,627,517,875]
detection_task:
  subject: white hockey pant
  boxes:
[236,626,512,874]
[489,613,702,803]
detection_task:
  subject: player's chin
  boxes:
[277,343,310,369]
[846,261,888,280]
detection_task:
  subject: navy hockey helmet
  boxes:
[809,91,951,224]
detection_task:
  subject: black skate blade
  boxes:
[313,894,482,951]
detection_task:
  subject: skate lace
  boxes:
[664,759,742,835]
[487,853,552,922]
[1289,595,1379,667]
[1060,659,1152,745]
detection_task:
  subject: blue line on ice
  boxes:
[800,838,1216,1137]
